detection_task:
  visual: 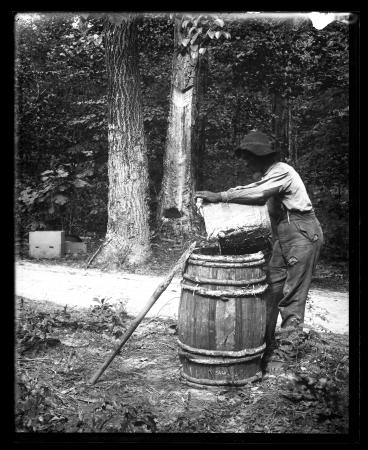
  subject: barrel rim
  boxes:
[183,273,267,286]
[177,340,266,357]
[187,258,266,268]
[180,370,262,386]
[189,250,265,263]
[181,281,269,298]
[178,351,263,365]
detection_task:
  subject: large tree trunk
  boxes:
[156,18,206,238]
[95,16,151,267]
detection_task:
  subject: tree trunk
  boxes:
[287,101,293,162]
[231,86,243,149]
[294,130,298,162]
[156,18,206,238]
[194,55,208,191]
[272,92,288,157]
[95,16,151,267]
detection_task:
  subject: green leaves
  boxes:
[19,187,39,207]
[93,34,103,46]
[73,179,90,188]
[40,169,53,176]
[190,27,202,45]
[207,29,215,39]
[178,14,230,53]
[53,194,68,205]
[181,19,190,29]
[206,28,230,41]
[214,17,224,28]
[181,37,190,47]
[56,168,69,178]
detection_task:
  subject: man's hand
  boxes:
[195,191,222,203]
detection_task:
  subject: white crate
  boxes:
[29,231,65,258]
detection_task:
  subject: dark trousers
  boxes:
[264,211,323,347]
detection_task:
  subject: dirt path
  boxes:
[15,261,350,434]
[15,260,348,335]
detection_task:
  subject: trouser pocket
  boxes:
[294,219,323,244]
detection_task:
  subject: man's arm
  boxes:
[194,191,222,202]
[220,171,289,205]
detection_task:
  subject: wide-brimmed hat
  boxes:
[235,131,276,156]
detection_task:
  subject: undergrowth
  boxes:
[15,297,349,434]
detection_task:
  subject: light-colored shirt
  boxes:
[220,162,313,212]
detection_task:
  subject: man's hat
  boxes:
[235,130,276,156]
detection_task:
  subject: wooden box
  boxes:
[65,241,87,255]
[29,231,65,258]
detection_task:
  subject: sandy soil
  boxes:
[15,260,348,335]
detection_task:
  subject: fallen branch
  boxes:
[88,241,196,385]
[85,236,112,269]
[18,357,52,362]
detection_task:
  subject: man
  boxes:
[195,130,323,370]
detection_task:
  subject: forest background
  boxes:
[15,12,350,265]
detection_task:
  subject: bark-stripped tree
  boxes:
[157,14,228,238]
[95,14,151,267]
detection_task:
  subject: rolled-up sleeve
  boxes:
[220,170,290,205]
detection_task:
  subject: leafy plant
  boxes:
[90,298,127,338]
[75,401,157,432]
[16,304,61,354]
[16,372,61,432]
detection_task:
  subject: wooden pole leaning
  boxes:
[88,241,197,385]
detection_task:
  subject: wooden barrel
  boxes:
[178,248,267,387]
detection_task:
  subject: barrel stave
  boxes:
[179,355,261,386]
[185,262,265,287]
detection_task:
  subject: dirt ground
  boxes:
[14,243,349,435]
[15,295,349,435]
[15,246,349,334]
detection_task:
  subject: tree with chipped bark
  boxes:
[156,14,229,238]
[94,14,151,267]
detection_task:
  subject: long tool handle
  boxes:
[89,241,196,385]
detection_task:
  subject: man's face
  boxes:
[238,154,262,174]
[252,171,263,181]
[235,150,266,181]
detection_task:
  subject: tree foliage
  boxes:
[15,13,107,235]
[15,13,349,260]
